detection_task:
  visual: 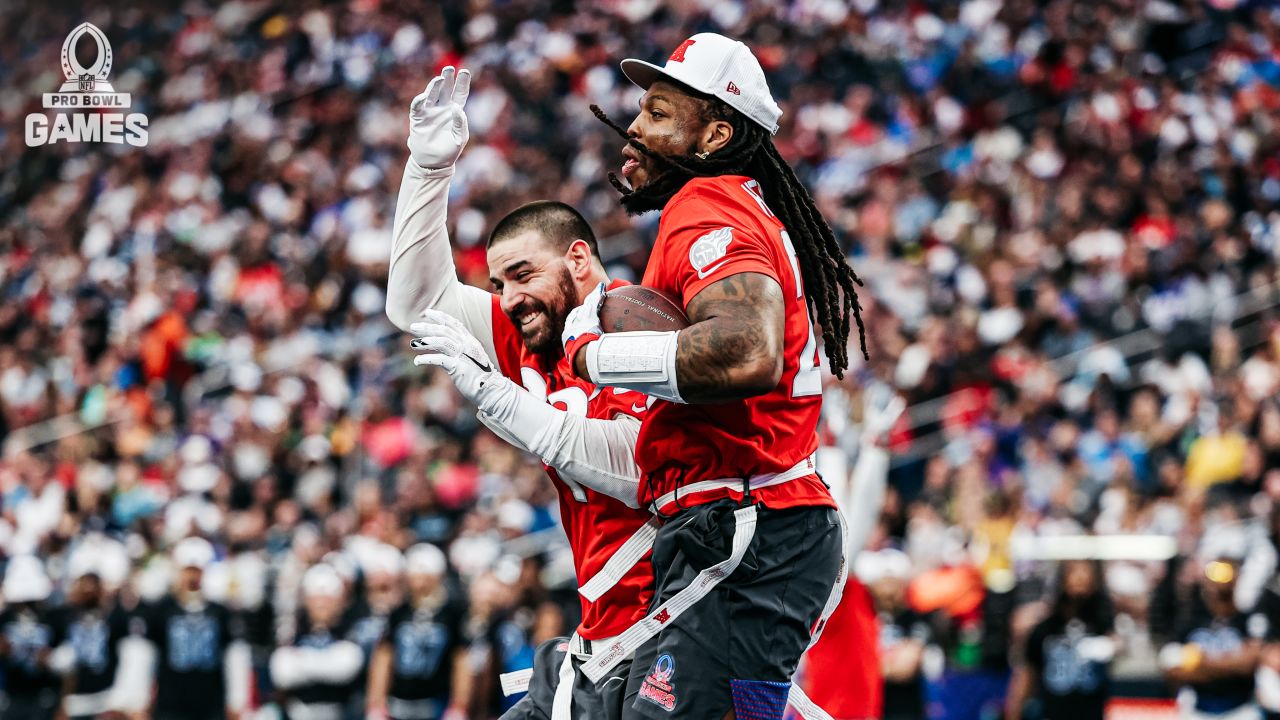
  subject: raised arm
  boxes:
[386,66,497,358]
[842,396,904,554]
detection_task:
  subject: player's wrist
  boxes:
[566,334,599,381]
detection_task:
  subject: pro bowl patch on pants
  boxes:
[638,654,677,711]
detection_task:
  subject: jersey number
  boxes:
[742,182,822,398]
[781,234,821,398]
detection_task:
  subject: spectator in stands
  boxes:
[345,544,407,718]
[0,556,58,720]
[269,564,363,720]
[368,543,469,720]
[1006,559,1116,720]
[1160,537,1267,720]
[0,1,1278,717]
[47,554,132,720]
[140,537,249,720]
[861,548,931,720]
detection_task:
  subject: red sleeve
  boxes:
[658,189,782,308]
[489,295,526,381]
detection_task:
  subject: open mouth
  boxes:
[621,147,641,178]
[519,311,541,328]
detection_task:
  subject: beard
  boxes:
[617,139,705,215]
[508,265,578,367]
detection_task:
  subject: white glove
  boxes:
[561,282,607,350]
[411,310,507,409]
[408,66,471,170]
[862,394,906,446]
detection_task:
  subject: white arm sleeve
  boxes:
[387,159,496,360]
[843,445,889,555]
[110,635,155,712]
[225,640,251,711]
[307,641,364,684]
[270,646,306,689]
[1236,533,1276,612]
[476,379,643,508]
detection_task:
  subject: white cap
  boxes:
[67,548,101,581]
[3,555,52,603]
[406,543,447,577]
[67,534,131,587]
[621,33,783,135]
[1200,524,1248,564]
[321,551,357,583]
[302,564,345,598]
[173,537,216,570]
[854,548,913,585]
[362,543,406,577]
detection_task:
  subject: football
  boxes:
[599,285,690,333]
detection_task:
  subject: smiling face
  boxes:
[488,230,583,358]
[622,80,732,191]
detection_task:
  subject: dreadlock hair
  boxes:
[590,93,869,377]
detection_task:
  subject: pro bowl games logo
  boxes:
[25,22,148,147]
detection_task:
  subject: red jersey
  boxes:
[638,174,836,511]
[488,281,653,640]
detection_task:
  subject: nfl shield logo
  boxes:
[78,74,95,91]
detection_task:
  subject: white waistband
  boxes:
[577,455,818,612]
[568,630,624,660]
[649,453,818,514]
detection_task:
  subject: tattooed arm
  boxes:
[674,272,786,402]
[575,272,785,403]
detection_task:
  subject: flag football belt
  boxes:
[502,511,844,720]
[498,454,832,716]
[577,454,818,606]
[497,632,627,694]
[575,453,816,684]
[648,453,819,515]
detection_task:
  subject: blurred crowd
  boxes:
[2,0,1280,717]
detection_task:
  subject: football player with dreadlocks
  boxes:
[559,33,869,720]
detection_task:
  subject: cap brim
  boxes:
[620,59,668,90]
